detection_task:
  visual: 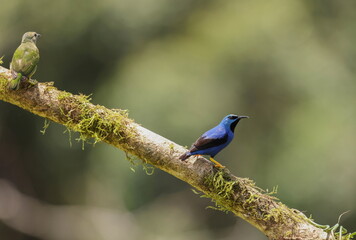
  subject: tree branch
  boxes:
[0,66,344,240]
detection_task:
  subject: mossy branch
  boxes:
[0,66,353,240]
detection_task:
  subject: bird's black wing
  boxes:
[189,133,228,152]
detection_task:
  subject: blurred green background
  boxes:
[0,0,355,239]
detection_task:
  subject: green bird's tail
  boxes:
[9,73,22,90]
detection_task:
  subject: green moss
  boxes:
[201,170,240,213]
[0,75,7,90]
[201,165,355,239]
[307,213,356,240]
[265,185,278,196]
[202,170,305,228]
[142,163,155,175]
[40,119,50,135]
[169,143,175,154]
[63,127,73,147]
[125,152,155,175]
[75,105,128,144]
[54,91,156,173]
[207,170,237,199]
[57,91,71,100]
[56,92,131,146]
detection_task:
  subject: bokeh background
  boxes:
[0,0,355,239]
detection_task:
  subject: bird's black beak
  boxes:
[238,116,249,119]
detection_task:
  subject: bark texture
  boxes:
[0,66,331,240]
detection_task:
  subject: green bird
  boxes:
[9,32,41,90]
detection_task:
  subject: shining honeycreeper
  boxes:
[180,114,248,168]
[9,32,41,90]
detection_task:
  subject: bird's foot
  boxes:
[28,78,38,86]
[209,157,225,169]
[214,163,225,169]
[25,78,38,89]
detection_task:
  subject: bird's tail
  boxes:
[179,152,191,161]
[9,73,22,90]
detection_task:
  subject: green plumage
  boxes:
[10,32,40,90]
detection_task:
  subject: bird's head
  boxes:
[221,114,249,132]
[22,32,41,44]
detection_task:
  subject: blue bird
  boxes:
[180,114,248,168]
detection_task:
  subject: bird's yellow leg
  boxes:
[209,157,225,168]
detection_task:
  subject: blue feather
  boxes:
[180,114,248,167]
